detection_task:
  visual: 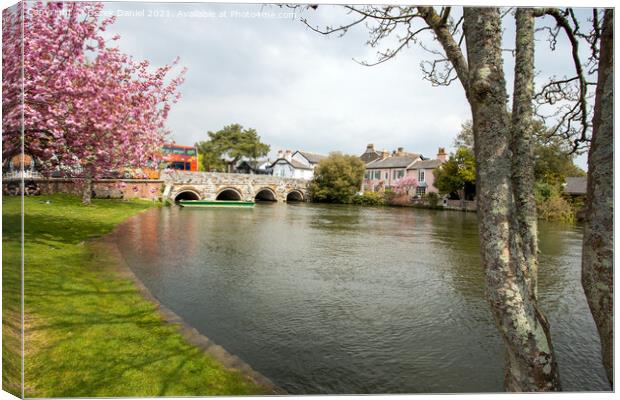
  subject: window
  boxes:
[186,149,196,156]
[364,171,370,179]
[385,172,389,179]
[418,169,425,182]
[416,186,426,196]
[374,171,381,179]
[398,170,405,179]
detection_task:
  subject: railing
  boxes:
[2,171,44,180]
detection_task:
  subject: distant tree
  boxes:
[433,147,476,199]
[534,139,586,186]
[453,121,474,149]
[195,124,270,172]
[309,153,366,204]
[455,119,585,187]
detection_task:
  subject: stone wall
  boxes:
[3,171,310,203]
[444,199,477,212]
[3,178,164,200]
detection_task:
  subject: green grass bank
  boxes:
[2,194,270,397]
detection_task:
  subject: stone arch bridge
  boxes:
[162,171,309,203]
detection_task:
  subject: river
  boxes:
[113,203,609,393]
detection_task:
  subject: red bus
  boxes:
[161,143,198,171]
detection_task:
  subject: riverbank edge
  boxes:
[92,209,287,395]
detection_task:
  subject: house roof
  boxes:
[366,155,419,169]
[360,150,381,164]
[269,158,313,170]
[237,159,272,170]
[564,176,587,195]
[294,151,327,164]
[407,159,443,169]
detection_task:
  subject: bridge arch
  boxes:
[216,187,243,201]
[286,190,305,202]
[254,187,277,202]
[174,189,201,202]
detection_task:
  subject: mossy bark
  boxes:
[82,177,93,205]
[582,9,613,387]
[462,8,560,391]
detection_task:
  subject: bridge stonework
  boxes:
[162,171,310,203]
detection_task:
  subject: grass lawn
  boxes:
[2,194,270,397]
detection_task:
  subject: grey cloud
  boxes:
[102,2,589,168]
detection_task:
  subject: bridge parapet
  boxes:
[162,171,310,203]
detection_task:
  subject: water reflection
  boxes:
[114,204,609,393]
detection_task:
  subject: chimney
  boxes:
[397,147,404,156]
[437,147,447,162]
[366,144,375,152]
[277,150,283,159]
[380,149,390,160]
[285,149,292,161]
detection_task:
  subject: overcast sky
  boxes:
[100,2,594,167]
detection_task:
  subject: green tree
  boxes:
[453,120,474,149]
[455,119,585,187]
[308,153,365,204]
[433,147,476,199]
[196,124,270,172]
[534,139,586,186]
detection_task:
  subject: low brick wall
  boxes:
[3,178,164,200]
[444,199,477,212]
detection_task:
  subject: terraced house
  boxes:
[361,146,447,196]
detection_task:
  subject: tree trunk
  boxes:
[582,9,613,387]
[82,177,93,205]
[507,8,561,390]
[463,8,560,391]
[511,8,540,298]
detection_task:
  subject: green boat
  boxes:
[178,200,255,208]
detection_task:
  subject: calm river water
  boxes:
[114,203,609,393]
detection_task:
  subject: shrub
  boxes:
[352,191,385,206]
[426,192,440,207]
[535,181,554,202]
[383,189,396,204]
[535,182,575,223]
[537,193,575,223]
[387,193,411,206]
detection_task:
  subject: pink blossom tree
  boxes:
[392,175,418,196]
[2,1,186,203]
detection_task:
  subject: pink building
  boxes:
[362,147,447,196]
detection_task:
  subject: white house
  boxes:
[270,150,326,180]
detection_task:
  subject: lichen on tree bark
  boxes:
[582,8,613,387]
[463,8,560,391]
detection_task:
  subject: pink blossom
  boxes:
[392,176,418,194]
[3,1,186,180]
